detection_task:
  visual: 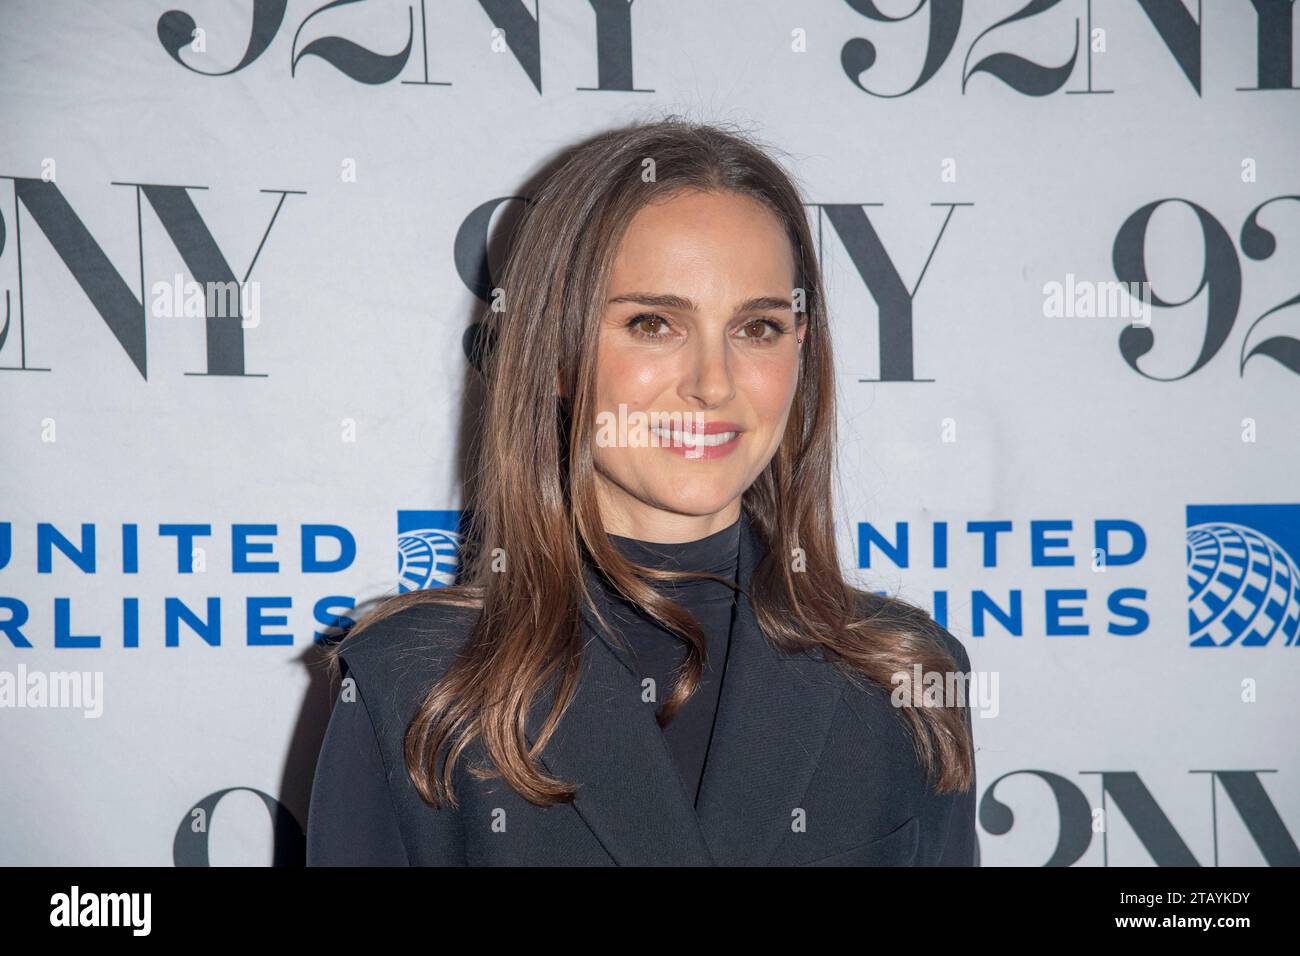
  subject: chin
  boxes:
[645,476,746,518]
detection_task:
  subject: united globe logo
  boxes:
[397,510,464,591]
[1186,504,1300,648]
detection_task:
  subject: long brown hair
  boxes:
[325,116,974,809]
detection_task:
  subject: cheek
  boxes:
[591,340,671,477]
[595,340,670,407]
[738,352,801,423]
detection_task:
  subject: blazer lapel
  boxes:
[521,508,847,867]
[693,511,849,865]
[522,570,717,865]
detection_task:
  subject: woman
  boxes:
[306,117,977,867]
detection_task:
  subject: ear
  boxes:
[796,314,809,347]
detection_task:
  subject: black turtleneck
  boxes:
[585,516,741,807]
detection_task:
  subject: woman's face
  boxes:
[591,188,806,541]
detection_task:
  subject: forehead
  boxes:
[608,189,796,295]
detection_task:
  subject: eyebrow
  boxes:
[606,292,793,314]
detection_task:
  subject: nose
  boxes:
[677,329,736,409]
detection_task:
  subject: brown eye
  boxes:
[627,313,671,339]
[739,318,787,341]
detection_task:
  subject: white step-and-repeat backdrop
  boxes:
[1,0,1297,865]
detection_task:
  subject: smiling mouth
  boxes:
[651,426,741,448]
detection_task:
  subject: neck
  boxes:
[607,514,742,574]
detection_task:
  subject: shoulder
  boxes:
[928,619,971,673]
[333,594,482,733]
[848,587,971,672]
[337,594,480,671]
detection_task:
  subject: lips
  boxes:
[650,420,745,459]
[651,419,742,444]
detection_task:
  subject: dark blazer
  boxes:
[306,511,977,866]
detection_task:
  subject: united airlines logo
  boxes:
[396,510,464,591]
[1186,504,1300,648]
